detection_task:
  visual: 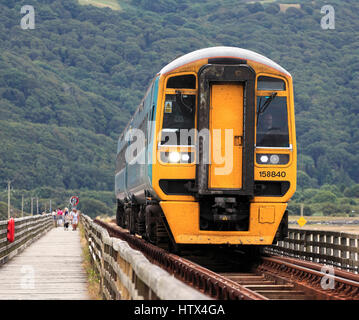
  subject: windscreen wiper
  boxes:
[257,92,277,125]
[176,90,193,113]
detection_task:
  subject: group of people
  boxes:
[52,207,79,231]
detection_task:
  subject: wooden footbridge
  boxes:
[0,214,207,300]
[0,215,89,299]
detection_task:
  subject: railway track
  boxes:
[95,218,359,300]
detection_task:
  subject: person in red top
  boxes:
[57,208,63,227]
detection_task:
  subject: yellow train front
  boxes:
[115,46,296,249]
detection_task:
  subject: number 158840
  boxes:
[259,171,286,178]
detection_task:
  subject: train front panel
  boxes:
[148,48,296,245]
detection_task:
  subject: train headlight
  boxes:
[256,154,289,165]
[181,153,190,162]
[169,152,180,163]
[260,155,269,163]
[270,154,280,164]
[161,152,193,163]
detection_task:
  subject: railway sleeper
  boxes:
[255,290,307,300]
[244,284,295,291]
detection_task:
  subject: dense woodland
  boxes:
[0,0,359,218]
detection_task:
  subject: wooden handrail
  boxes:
[267,228,359,273]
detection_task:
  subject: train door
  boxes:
[209,83,244,189]
[196,63,256,196]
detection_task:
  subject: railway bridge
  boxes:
[0,214,359,300]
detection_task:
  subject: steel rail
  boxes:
[258,256,359,300]
[96,219,359,300]
[268,255,359,283]
[94,219,266,300]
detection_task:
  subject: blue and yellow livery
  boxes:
[115,47,296,249]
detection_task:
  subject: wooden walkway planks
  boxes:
[0,226,90,300]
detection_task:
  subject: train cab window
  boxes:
[256,95,289,148]
[257,76,285,91]
[161,93,196,145]
[116,147,126,173]
[167,75,196,89]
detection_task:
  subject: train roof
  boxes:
[159,46,291,77]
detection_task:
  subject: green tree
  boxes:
[321,203,340,216]
[312,191,337,204]
[344,185,359,198]
[78,198,111,218]
[0,202,7,220]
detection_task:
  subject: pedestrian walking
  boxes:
[52,210,57,227]
[71,209,79,231]
[57,208,63,227]
[64,211,70,231]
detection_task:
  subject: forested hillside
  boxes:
[0,0,358,216]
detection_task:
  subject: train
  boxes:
[115,46,296,251]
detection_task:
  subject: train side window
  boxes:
[150,104,155,121]
[147,104,155,143]
[139,118,147,149]
[116,147,127,173]
[257,76,286,91]
[167,74,196,89]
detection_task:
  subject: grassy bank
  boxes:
[79,223,102,300]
